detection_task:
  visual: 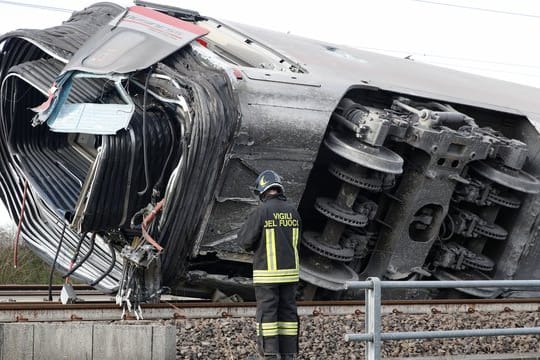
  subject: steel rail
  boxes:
[0,295,539,323]
[0,284,94,291]
[2,284,540,306]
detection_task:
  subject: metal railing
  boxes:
[344,277,540,360]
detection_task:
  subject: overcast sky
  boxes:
[0,0,539,225]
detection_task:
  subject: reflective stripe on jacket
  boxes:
[238,194,302,284]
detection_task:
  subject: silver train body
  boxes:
[1,2,540,302]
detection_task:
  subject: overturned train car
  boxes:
[1,2,540,304]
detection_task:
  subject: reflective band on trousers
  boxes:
[278,321,298,336]
[256,321,298,336]
[256,322,279,336]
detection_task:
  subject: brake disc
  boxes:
[486,191,521,208]
[302,231,355,262]
[315,197,369,227]
[473,222,508,241]
[328,163,385,192]
[440,242,495,272]
[461,250,495,272]
[471,161,540,194]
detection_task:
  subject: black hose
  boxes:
[48,222,67,301]
[62,232,96,279]
[68,232,86,268]
[90,241,116,286]
[137,69,153,196]
[154,107,176,191]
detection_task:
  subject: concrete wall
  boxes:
[0,322,175,360]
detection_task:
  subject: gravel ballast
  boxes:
[175,311,540,359]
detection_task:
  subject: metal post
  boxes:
[344,277,540,355]
[365,277,381,360]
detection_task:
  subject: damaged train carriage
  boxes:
[1,2,540,305]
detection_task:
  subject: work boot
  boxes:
[281,354,295,360]
[264,354,280,359]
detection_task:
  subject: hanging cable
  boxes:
[63,232,87,282]
[90,242,116,286]
[48,222,67,301]
[138,69,154,196]
[153,106,177,192]
[439,215,455,241]
[13,179,28,268]
[141,199,165,252]
[63,233,96,279]
[0,0,74,13]
[411,0,540,19]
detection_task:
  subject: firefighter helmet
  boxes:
[254,170,284,196]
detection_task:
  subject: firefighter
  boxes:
[239,170,302,360]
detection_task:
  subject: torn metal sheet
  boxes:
[61,5,209,75]
[47,74,135,135]
[31,5,208,133]
[31,72,135,135]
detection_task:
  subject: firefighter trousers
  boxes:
[254,282,299,356]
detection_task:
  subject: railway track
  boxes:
[1,285,539,323]
[0,284,110,303]
[2,285,539,359]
